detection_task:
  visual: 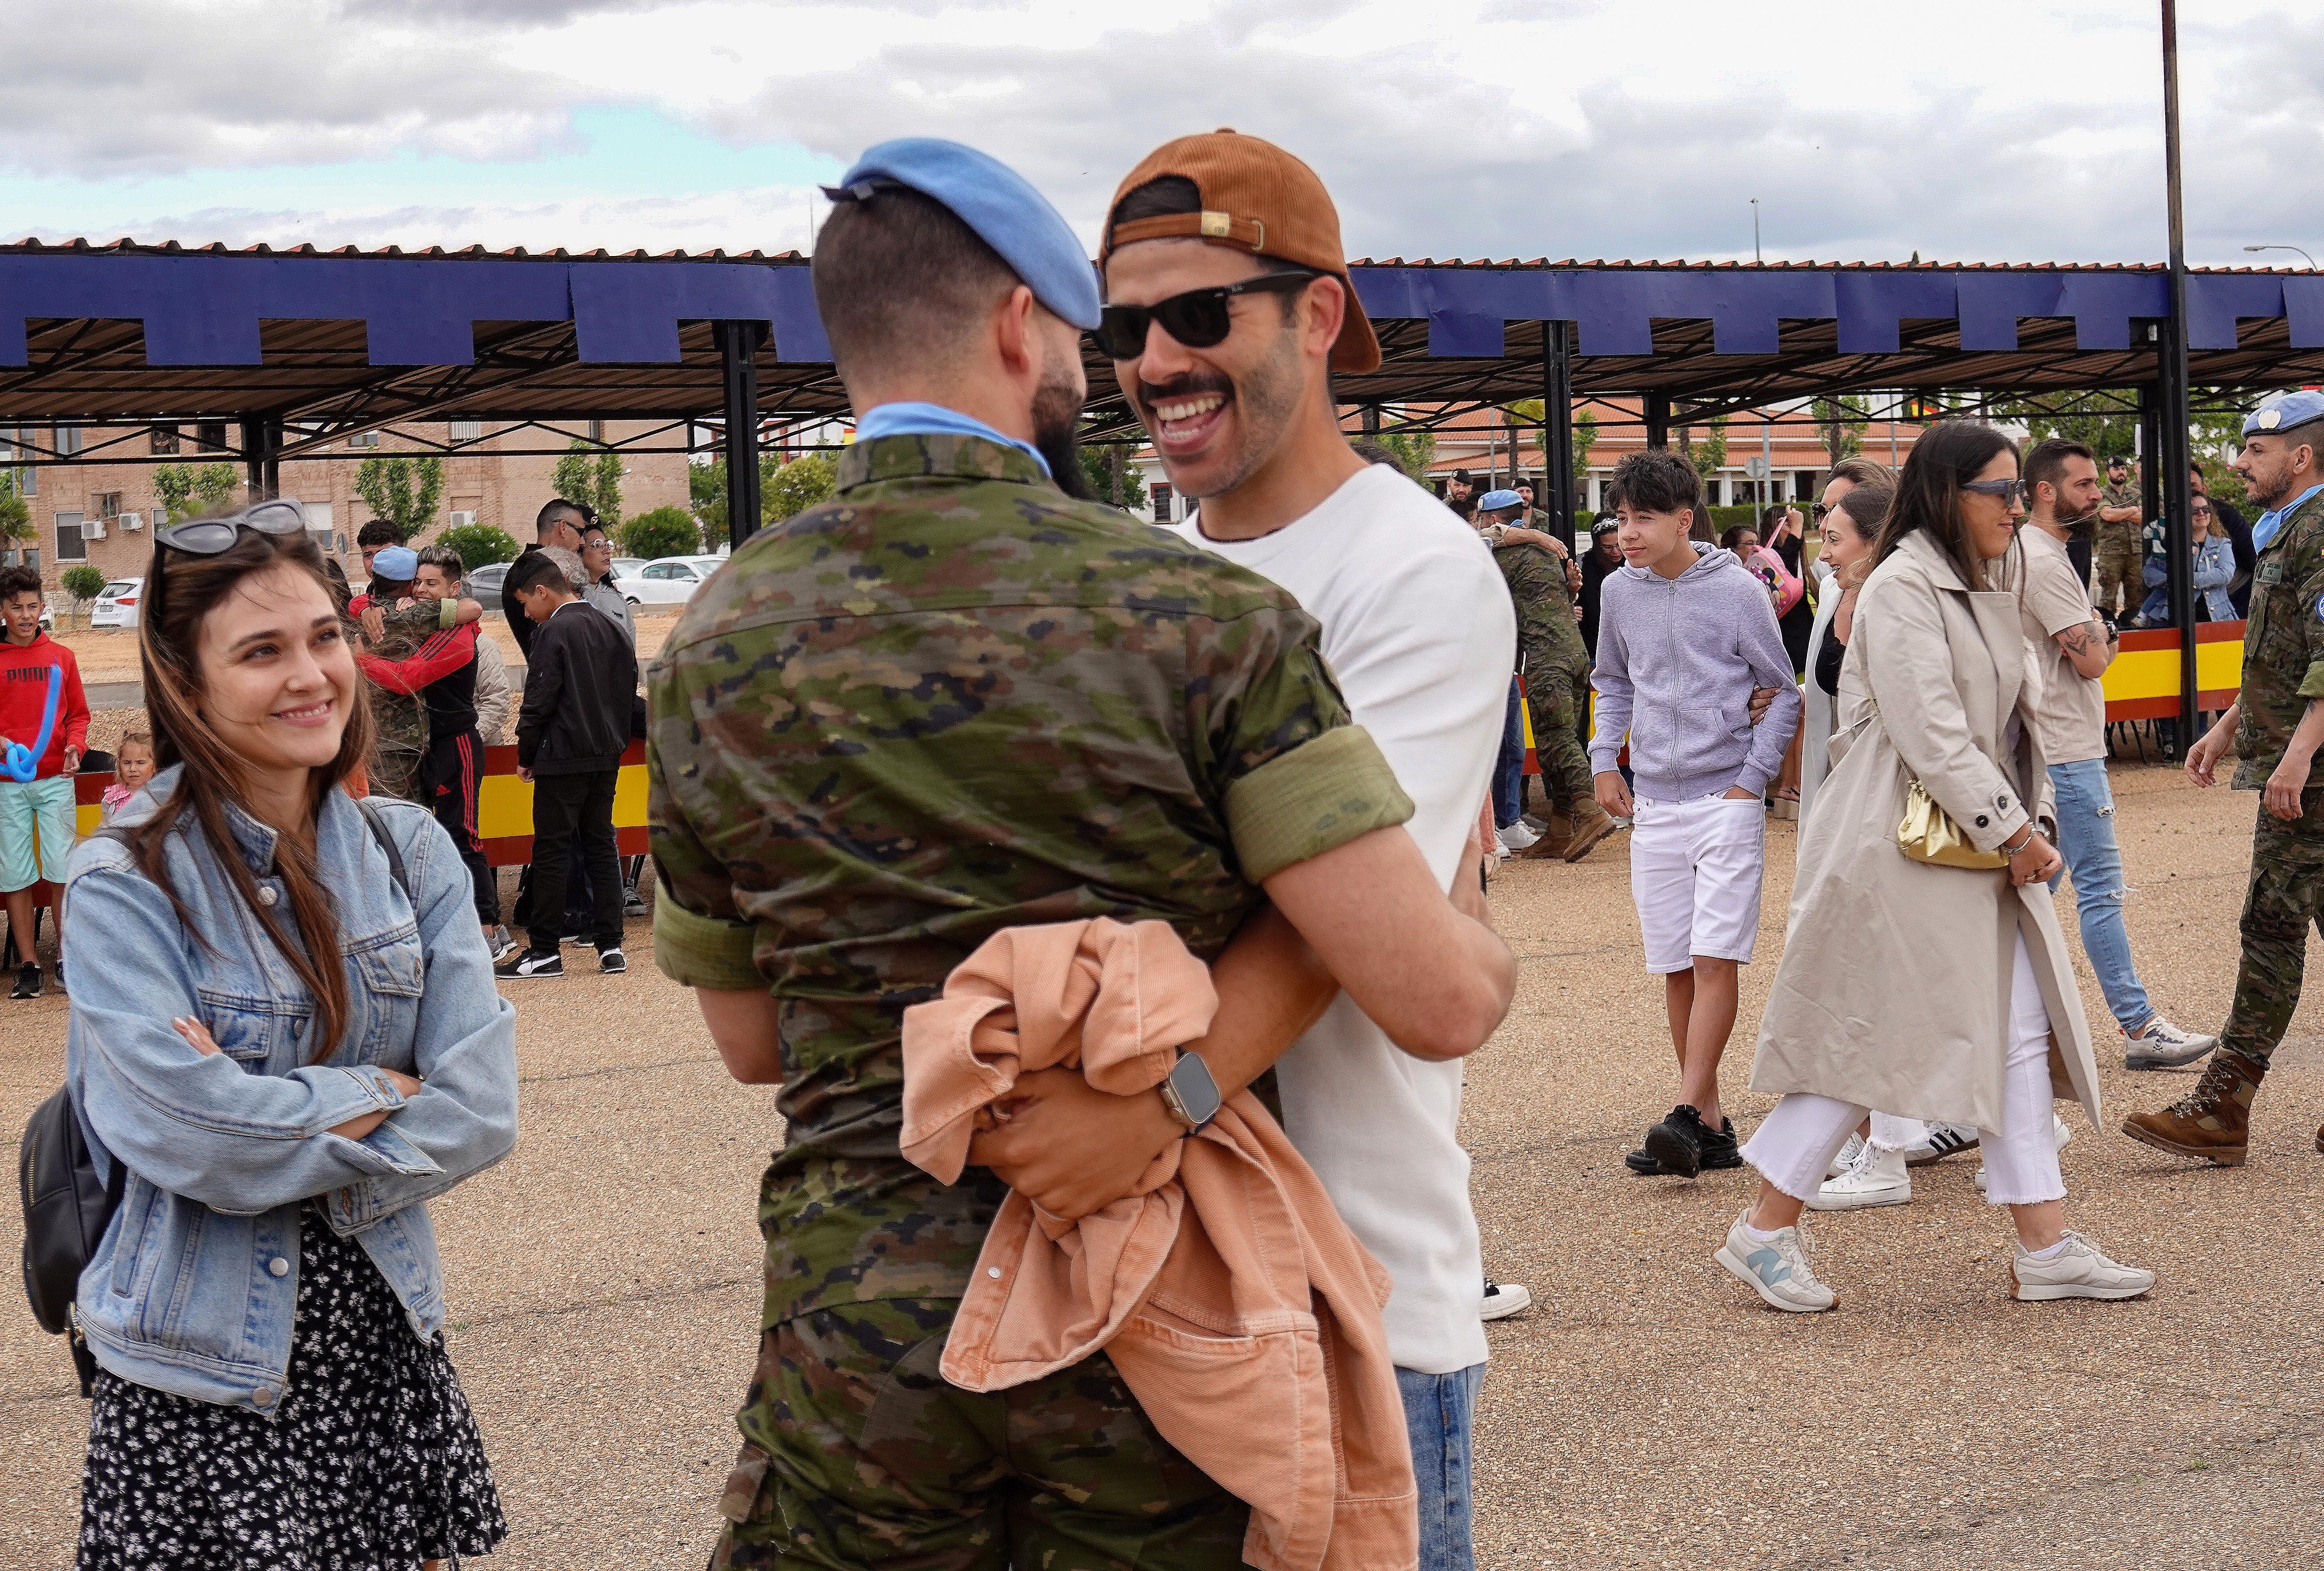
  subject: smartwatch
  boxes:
[1157,1052,1223,1134]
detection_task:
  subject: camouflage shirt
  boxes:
[361,595,458,799]
[2234,487,2324,788]
[1490,536,1588,669]
[2102,481,2144,524]
[646,433,1413,1327]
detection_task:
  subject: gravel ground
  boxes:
[4,754,2319,1568]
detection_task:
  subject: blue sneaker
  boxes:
[1715,1211,1835,1313]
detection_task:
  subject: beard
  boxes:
[1031,367,1093,500]
[1136,321,1303,500]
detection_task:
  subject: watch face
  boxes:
[1170,1054,1223,1128]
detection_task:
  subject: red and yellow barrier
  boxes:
[2101,621,2243,721]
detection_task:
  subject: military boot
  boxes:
[2120,1048,2265,1166]
[1560,801,1621,863]
[1521,810,1574,859]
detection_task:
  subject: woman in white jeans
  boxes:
[1715,420,2153,1311]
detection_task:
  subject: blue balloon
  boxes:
[0,664,61,782]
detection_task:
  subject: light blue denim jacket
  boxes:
[64,768,518,1415]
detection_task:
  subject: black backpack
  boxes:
[17,800,410,1395]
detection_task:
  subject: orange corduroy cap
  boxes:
[1101,129,1380,375]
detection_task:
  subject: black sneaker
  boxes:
[598,947,627,974]
[1643,1104,1716,1179]
[495,950,564,980]
[623,888,648,917]
[1627,1117,1742,1176]
[10,962,41,1000]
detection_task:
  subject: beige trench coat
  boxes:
[1750,530,2102,1134]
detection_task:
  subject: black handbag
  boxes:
[16,799,411,1396]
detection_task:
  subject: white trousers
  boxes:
[1740,931,2066,1206]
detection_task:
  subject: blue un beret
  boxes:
[1479,489,1524,511]
[2244,389,2324,438]
[371,546,418,581]
[823,139,1100,331]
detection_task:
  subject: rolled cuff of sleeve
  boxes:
[2297,662,2324,701]
[653,897,763,991]
[1225,724,1416,883]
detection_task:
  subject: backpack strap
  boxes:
[355,797,413,908]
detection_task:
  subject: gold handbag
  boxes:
[1896,778,2009,870]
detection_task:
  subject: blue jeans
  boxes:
[1397,1362,1484,1571]
[2048,759,2154,1033]
[1494,677,1525,828]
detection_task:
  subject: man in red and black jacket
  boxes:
[0,565,90,998]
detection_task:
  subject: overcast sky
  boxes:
[6,0,2321,268]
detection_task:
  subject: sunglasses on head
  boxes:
[1961,479,2029,505]
[1094,270,1320,360]
[149,498,313,631]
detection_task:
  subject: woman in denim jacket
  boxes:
[65,502,518,1570]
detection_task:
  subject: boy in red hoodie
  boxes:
[0,566,90,998]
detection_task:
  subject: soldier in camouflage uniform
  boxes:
[2091,456,2144,621]
[1478,490,1618,861]
[650,140,1495,1571]
[2125,393,2324,1166]
[352,545,474,801]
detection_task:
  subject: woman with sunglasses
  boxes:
[65,500,516,1570]
[1710,421,2152,1311]
[2132,495,2237,628]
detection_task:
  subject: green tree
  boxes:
[152,461,240,521]
[551,440,625,526]
[1572,411,1599,502]
[1678,415,1729,479]
[618,505,703,560]
[767,453,837,523]
[351,455,445,538]
[1999,389,2139,466]
[434,523,520,575]
[1363,428,1437,483]
[61,564,107,628]
[1078,446,1147,509]
[1812,396,1869,465]
[0,473,32,557]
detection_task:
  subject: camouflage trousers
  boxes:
[1523,654,1595,815]
[2220,792,2324,1070]
[708,1298,1249,1571]
[2091,522,2141,620]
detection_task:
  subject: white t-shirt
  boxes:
[1169,463,1516,1375]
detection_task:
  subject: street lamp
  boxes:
[2244,243,2318,269]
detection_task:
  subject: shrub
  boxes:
[766,454,836,524]
[61,564,107,626]
[617,506,702,561]
[434,523,520,576]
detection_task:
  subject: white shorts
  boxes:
[1629,791,1767,973]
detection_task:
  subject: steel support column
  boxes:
[1644,391,1670,451]
[238,416,280,499]
[717,321,763,550]
[1542,320,1576,537]
[2160,0,2200,749]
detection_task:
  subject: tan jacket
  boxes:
[1751,531,2102,1133]
[901,919,1417,1571]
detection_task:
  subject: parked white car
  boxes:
[90,577,145,630]
[619,556,725,607]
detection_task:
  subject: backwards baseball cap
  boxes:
[1101,129,1380,374]
[2244,388,2324,438]
[370,545,418,582]
[1478,489,1524,512]
[824,138,1101,330]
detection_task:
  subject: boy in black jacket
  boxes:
[499,547,637,979]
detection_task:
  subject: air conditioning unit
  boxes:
[118,512,143,532]
[84,519,106,540]
[449,510,477,529]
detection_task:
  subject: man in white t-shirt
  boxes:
[2021,437,2216,1069]
[1098,130,1514,1571]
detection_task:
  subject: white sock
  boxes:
[1740,1218,1782,1244]
[2023,1236,2070,1260]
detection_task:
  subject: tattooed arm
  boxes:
[2055,617,2117,679]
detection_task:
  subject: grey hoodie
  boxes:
[1587,543,1803,800]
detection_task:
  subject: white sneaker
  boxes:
[1480,1276,1531,1320]
[1825,1132,1865,1179]
[1903,1121,1981,1168]
[1715,1212,1836,1312]
[2009,1232,2156,1301]
[1809,1143,1912,1211]
[1496,821,1540,852]
[1974,1116,2070,1191]
[2124,1015,2219,1070]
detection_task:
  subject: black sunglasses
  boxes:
[1961,479,2029,504]
[150,499,313,630]
[1094,271,1320,360]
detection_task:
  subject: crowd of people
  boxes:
[17,123,2324,1571]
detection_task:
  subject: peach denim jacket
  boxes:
[900,918,1418,1571]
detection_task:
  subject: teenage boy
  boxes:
[1104,130,1521,1565]
[2022,439,2219,1069]
[500,546,635,979]
[1591,449,1800,1178]
[0,567,88,999]
[354,544,481,802]
[353,518,407,603]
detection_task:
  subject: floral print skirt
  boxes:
[78,1203,505,1570]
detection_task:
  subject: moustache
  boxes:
[1135,372,1235,410]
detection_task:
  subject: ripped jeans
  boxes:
[2047,759,2154,1034]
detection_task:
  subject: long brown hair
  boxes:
[127,520,375,1063]
[1827,478,1895,591]
[1874,419,2020,591]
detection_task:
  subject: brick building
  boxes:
[0,420,692,590]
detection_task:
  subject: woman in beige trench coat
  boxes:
[1711,422,2156,1312]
